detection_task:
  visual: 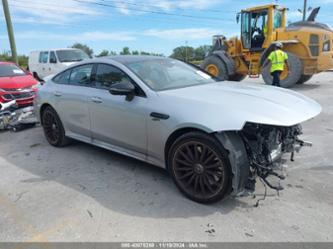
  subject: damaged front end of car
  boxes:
[216,122,313,196]
[240,122,312,192]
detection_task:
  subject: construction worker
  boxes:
[263,42,289,87]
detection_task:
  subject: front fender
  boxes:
[215,131,250,196]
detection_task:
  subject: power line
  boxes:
[73,0,229,21]
[10,0,235,26]
[100,0,229,14]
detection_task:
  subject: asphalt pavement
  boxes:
[0,73,332,242]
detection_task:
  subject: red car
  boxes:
[0,61,38,108]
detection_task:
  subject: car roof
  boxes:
[104,55,167,64]
[30,48,82,53]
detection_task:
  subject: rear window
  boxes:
[0,64,27,77]
[323,40,331,52]
[39,51,49,63]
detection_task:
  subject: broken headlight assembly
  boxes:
[240,122,312,192]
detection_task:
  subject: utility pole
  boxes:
[2,0,18,64]
[185,41,188,62]
[303,0,307,21]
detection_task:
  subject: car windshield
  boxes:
[0,64,27,77]
[56,50,90,63]
[125,58,218,91]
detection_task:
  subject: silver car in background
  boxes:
[35,56,321,203]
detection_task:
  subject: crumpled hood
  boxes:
[158,81,321,131]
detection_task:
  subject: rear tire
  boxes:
[262,52,302,88]
[229,74,246,82]
[201,56,228,81]
[168,132,232,203]
[41,107,70,147]
[297,75,313,84]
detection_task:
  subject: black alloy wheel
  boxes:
[169,132,232,203]
[42,107,69,147]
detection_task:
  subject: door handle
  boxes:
[91,97,103,103]
[54,91,62,97]
[150,112,170,120]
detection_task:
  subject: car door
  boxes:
[38,51,49,78]
[51,64,94,141]
[88,63,148,157]
[49,51,60,75]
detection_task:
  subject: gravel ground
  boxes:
[0,73,332,242]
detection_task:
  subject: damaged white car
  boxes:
[35,56,321,203]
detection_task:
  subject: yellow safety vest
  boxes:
[268,49,288,73]
[263,25,268,36]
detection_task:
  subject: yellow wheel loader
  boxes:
[202,4,333,88]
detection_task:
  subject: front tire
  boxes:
[168,132,232,203]
[41,107,70,147]
[201,56,228,81]
[297,74,313,84]
[229,74,246,82]
[262,52,302,88]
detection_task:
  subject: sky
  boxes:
[0,0,333,56]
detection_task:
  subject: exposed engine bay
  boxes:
[241,123,312,192]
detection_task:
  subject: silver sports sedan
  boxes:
[35,56,321,203]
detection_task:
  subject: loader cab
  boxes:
[240,5,286,51]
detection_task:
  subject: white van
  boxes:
[28,48,90,80]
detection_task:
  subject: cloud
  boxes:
[0,27,222,43]
[7,0,102,25]
[143,28,222,40]
[112,0,223,15]
[0,31,136,42]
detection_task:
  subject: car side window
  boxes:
[95,64,132,89]
[69,64,93,86]
[49,51,57,64]
[39,51,49,63]
[53,70,71,84]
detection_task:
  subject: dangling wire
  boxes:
[254,178,267,207]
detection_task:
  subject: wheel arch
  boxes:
[39,103,53,126]
[164,127,250,196]
[164,127,211,169]
[260,40,304,66]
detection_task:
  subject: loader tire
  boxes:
[229,74,246,82]
[262,52,302,88]
[297,75,313,84]
[201,56,228,81]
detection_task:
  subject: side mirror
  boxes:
[236,13,240,24]
[109,82,135,101]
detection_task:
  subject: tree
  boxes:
[194,45,212,61]
[0,50,28,68]
[70,43,94,57]
[96,50,110,57]
[120,47,131,55]
[170,46,195,61]
[131,50,139,55]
